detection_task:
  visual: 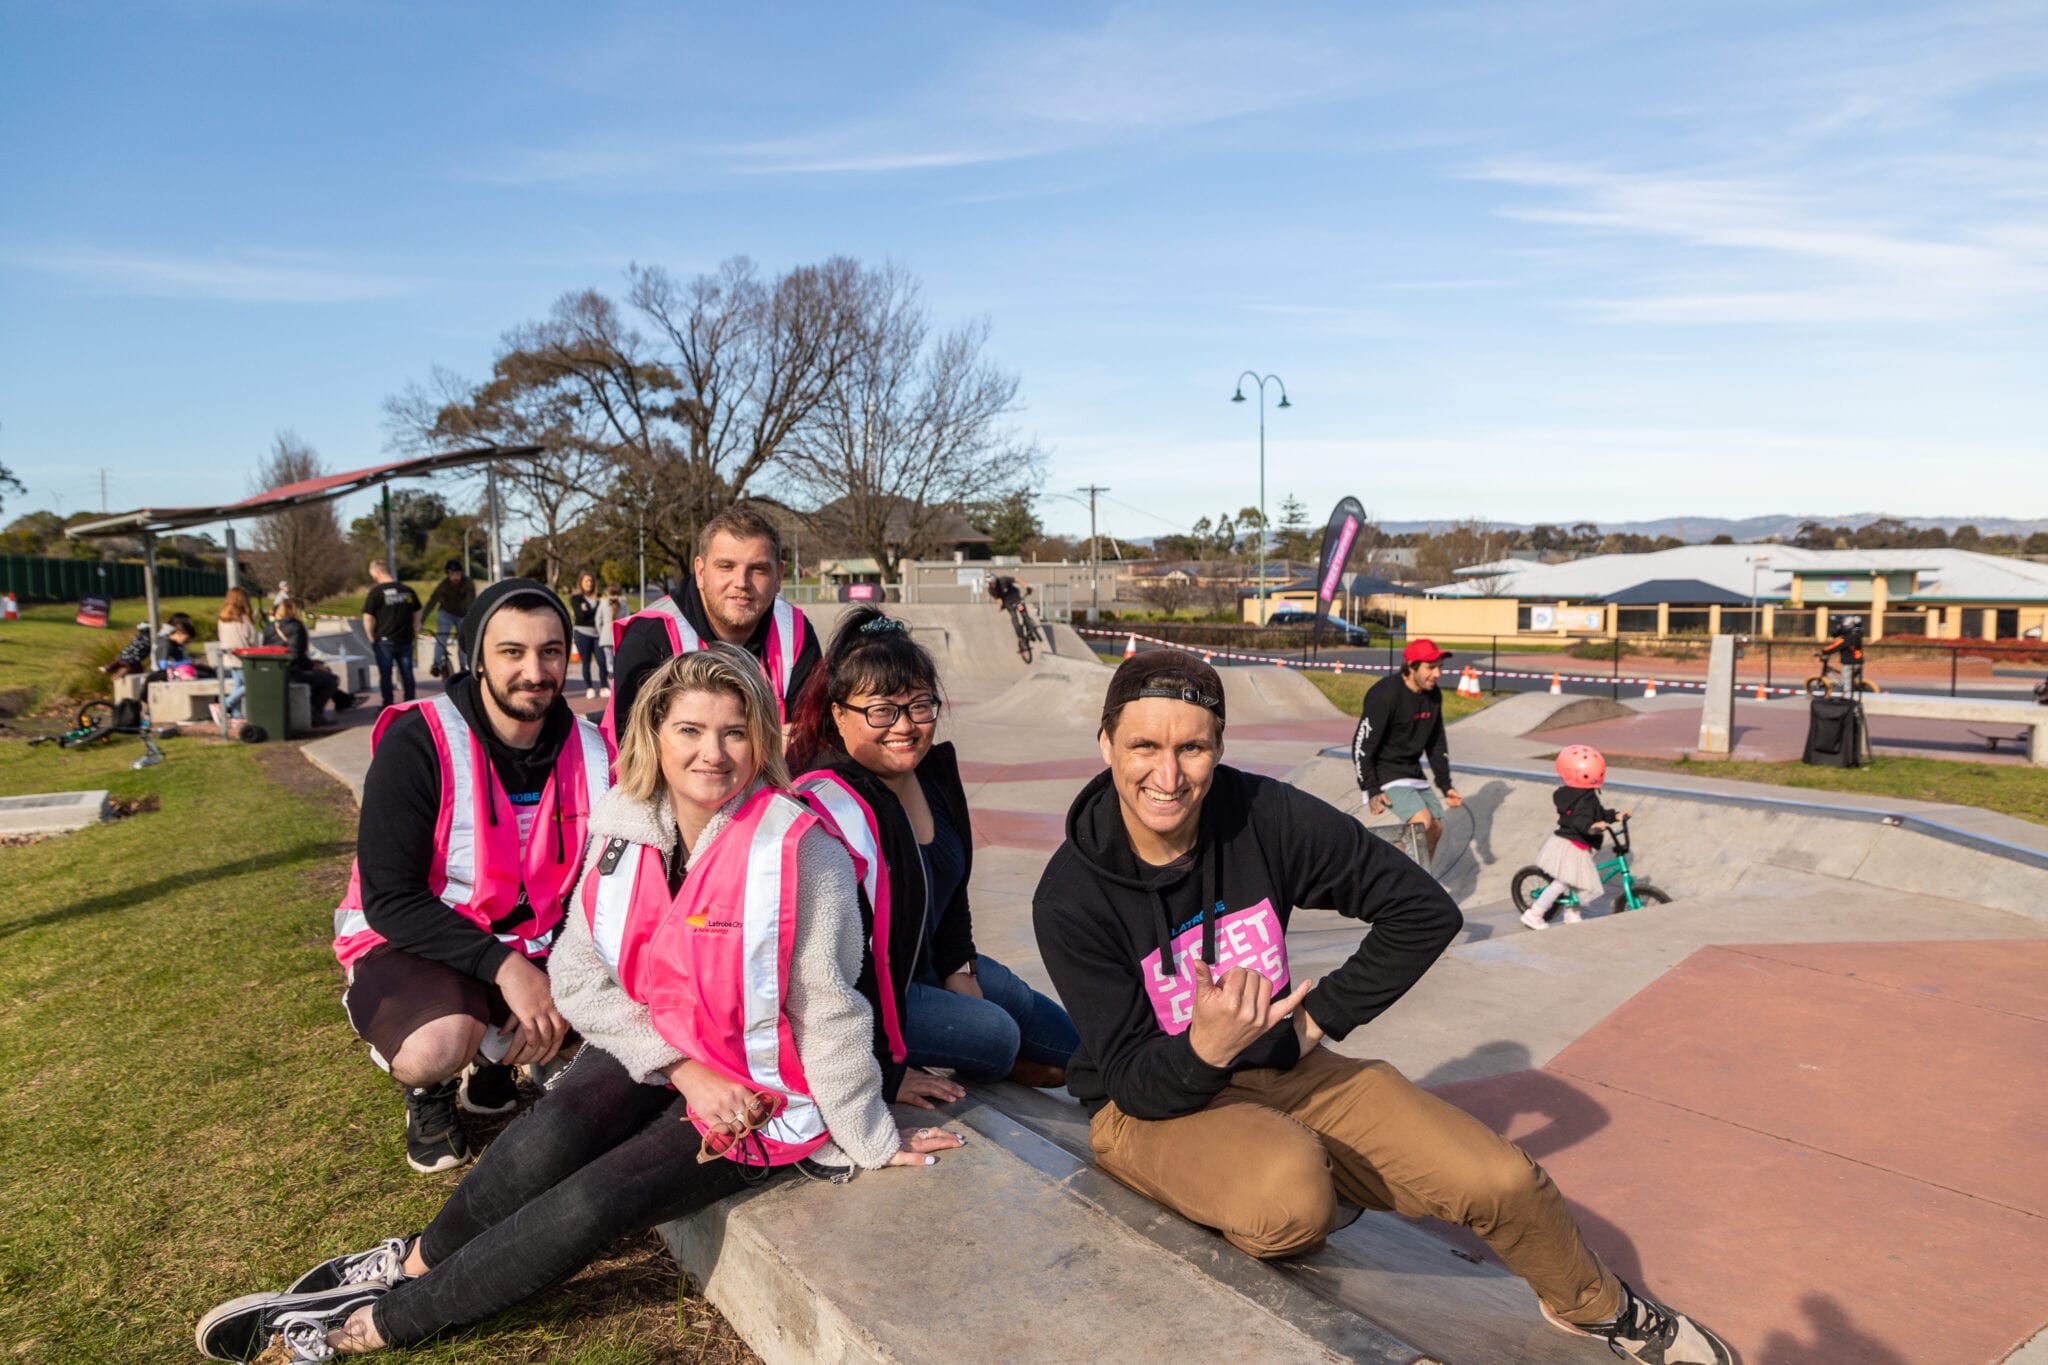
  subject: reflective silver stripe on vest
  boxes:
[433,694,479,907]
[334,907,370,939]
[740,797,826,1144]
[572,716,613,803]
[796,778,880,913]
[589,842,636,977]
[654,596,701,651]
[770,597,797,697]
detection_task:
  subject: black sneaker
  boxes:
[194,1283,383,1360]
[286,1236,410,1294]
[1543,1279,1731,1364]
[403,1079,467,1174]
[459,1060,520,1115]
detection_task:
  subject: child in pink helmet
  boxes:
[1520,745,1630,931]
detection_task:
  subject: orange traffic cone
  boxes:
[0,593,16,621]
[1123,634,1137,658]
[1643,679,1657,698]
[1754,683,1768,701]
[1202,651,1213,664]
[1549,673,1562,695]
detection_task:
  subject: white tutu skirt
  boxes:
[1536,834,1604,896]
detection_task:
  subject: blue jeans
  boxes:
[223,669,246,719]
[374,637,417,706]
[902,955,1078,1082]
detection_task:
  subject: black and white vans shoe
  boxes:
[459,1060,520,1115]
[194,1284,383,1361]
[403,1079,467,1174]
[286,1236,410,1294]
[1543,1279,1731,1364]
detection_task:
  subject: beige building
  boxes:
[1398,546,2048,642]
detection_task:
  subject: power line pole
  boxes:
[1076,484,1108,622]
[99,469,108,514]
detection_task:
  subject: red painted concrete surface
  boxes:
[1429,941,2048,1364]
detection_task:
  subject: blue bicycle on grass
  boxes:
[1509,814,1670,917]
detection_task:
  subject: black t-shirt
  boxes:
[363,582,422,644]
[570,593,600,632]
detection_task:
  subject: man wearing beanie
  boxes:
[330,579,611,1173]
[1030,649,1728,1364]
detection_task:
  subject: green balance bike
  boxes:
[1510,814,1669,919]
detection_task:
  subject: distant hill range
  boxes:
[1373,513,2048,543]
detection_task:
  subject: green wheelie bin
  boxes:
[234,647,293,742]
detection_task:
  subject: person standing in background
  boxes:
[364,561,423,709]
[569,572,610,699]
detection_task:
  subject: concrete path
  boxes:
[295,619,2048,1363]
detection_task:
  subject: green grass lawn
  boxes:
[0,628,755,1362]
[1603,753,2048,826]
[1301,669,1496,725]
[0,597,225,712]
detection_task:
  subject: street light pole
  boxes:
[1232,372,1291,625]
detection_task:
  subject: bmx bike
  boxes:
[1006,602,1042,664]
[1509,815,1669,918]
[1804,654,1878,699]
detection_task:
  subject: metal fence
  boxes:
[0,554,227,603]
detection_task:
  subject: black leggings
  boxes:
[371,1049,749,1347]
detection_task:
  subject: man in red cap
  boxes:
[1351,638,1463,861]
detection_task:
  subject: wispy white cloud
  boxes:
[490,3,1373,184]
[10,246,415,303]
[1477,161,2048,324]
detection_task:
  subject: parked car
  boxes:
[1264,609,1373,646]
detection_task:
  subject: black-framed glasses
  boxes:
[838,696,941,728]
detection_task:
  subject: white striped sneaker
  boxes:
[1542,1280,1731,1364]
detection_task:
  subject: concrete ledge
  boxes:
[658,1102,1385,1364]
[1860,693,2047,764]
[0,789,110,835]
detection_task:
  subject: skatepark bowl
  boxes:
[300,605,2048,1363]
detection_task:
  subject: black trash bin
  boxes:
[235,646,293,743]
[1803,696,1865,768]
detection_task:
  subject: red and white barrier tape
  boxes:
[1074,628,1809,697]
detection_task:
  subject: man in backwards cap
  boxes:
[1030,649,1727,1364]
[1352,637,1464,861]
[330,579,610,1173]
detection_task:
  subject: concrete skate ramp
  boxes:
[1215,661,1346,725]
[1286,751,2048,922]
[801,602,1099,703]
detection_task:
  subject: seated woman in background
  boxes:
[789,607,1077,1097]
[263,599,344,726]
[193,644,962,1362]
[217,589,265,719]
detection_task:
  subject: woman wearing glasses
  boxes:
[196,644,963,1362]
[790,608,1077,1104]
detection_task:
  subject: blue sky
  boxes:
[3,0,2044,546]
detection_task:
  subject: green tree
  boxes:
[968,489,1043,557]
[1272,494,1316,562]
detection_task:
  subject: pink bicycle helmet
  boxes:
[1555,744,1605,789]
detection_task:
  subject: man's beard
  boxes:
[486,672,558,722]
[703,593,765,638]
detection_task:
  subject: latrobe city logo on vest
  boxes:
[685,907,743,933]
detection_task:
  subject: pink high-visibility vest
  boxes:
[333,695,610,970]
[601,594,807,745]
[581,787,833,1166]
[792,772,906,1067]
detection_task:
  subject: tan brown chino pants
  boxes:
[1087,1046,1623,1325]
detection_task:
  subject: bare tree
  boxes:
[780,265,1041,580]
[249,431,354,600]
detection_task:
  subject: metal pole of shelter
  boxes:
[486,464,503,585]
[141,530,162,667]
[224,526,240,591]
[382,486,398,577]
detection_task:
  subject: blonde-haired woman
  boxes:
[217,588,264,719]
[197,644,963,1361]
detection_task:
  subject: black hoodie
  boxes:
[610,576,821,731]
[1032,765,1462,1120]
[355,673,577,981]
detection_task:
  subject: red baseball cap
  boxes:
[1403,638,1452,664]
